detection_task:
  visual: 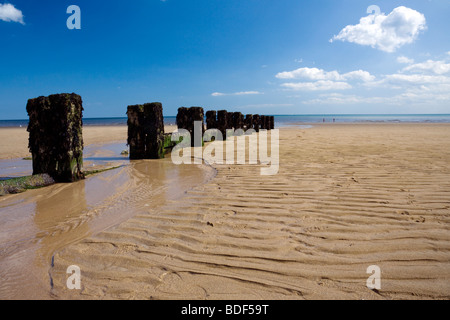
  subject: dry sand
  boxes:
[37,123,450,300]
[0,125,176,160]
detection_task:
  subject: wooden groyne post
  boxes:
[206,110,217,130]
[232,112,244,130]
[176,106,205,147]
[245,114,253,130]
[127,102,165,160]
[26,93,84,182]
[253,114,261,132]
[217,110,228,138]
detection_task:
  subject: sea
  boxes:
[1,114,450,128]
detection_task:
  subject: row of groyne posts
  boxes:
[25,93,275,183]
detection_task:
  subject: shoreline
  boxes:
[1,122,449,160]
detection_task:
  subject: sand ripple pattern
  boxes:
[51,124,450,300]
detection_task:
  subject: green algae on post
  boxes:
[0,174,55,196]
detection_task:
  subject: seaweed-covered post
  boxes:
[206,110,217,130]
[127,104,146,160]
[245,114,253,130]
[176,106,205,147]
[26,93,84,182]
[253,114,261,132]
[143,103,165,159]
[127,102,165,160]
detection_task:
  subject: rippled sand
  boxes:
[43,123,450,300]
[0,125,215,299]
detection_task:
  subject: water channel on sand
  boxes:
[0,143,215,299]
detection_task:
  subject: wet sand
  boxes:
[0,125,216,299]
[41,123,450,300]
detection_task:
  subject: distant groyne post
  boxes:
[127,102,165,160]
[233,112,244,130]
[260,115,267,130]
[206,110,217,130]
[26,93,84,182]
[270,116,275,130]
[217,110,228,138]
[176,106,205,147]
[245,114,253,130]
[253,114,261,132]
[226,112,233,130]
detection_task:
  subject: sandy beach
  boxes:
[1,123,450,300]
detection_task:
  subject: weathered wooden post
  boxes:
[127,104,146,160]
[143,102,165,159]
[176,107,188,131]
[127,102,165,160]
[206,110,217,130]
[270,116,275,130]
[232,112,244,130]
[176,106,205,147]
[260,115,267,130]
[245,114,253,130]
[253,114,261,132]
[226,112,233,130]
[26,93,84,182]
[264,115,270,130]
[217,110,228,139]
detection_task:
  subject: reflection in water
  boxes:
[0,148,215,299]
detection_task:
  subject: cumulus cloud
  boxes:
[0,3,24,24]
[276,67,374,91]
[302,55,450,106]
[331,6,426,52]
[276,67,375,82]
[402,60,450,75]
[397,56,414,64]
[211,91,263,97]
[281,80,352,91]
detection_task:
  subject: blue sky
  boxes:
[1,0,450,119]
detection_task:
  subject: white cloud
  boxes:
[211,91,263,97]
[303,84,450,106]
[276,67,374,82]
[0,3,24,24]
[276,67,374,91]
[331,6,426,53]
[402,60,450,75]
[384,73,450,85]
[342,70,376,82]
[397,56,414,64]
[281,80,352,91]
[276,67,340,81]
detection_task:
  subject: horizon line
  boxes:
[2,113,450,121]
